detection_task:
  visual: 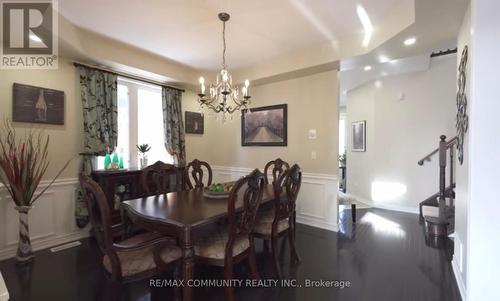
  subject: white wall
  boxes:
[452,5,471,298]
[465,0,500,299]
[345,56,457,212]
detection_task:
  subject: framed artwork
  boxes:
[185,111,204,134]
[351,120,366,152]
[241,104,287,146]
[12,83,65,125]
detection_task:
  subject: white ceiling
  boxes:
[58,0,401,70]
[339,0,469,106]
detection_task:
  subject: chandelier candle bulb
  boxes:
[199,77,205,95]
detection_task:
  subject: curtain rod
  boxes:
[73,61,185,92]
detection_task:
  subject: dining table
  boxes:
[120,183,276,301]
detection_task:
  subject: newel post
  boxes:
[438,135,447,222]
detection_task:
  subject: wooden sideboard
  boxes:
[91,167,185,237]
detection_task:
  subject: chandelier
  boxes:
[198,12,251,122]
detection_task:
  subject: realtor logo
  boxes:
[1,1,58,69]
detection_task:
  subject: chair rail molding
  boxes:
[212,165,339,232]
[0,178,89,260]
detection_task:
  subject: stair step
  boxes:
[422,206,439,218]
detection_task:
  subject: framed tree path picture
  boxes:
[241,104,287,146]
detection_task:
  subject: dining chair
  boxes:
[262,158,290,251]
[264,158,290,184]
[253,164,302,279]
[79,174,182,284]
[184,158,213,189]
[140,160,181,195]
[194,169,265,301]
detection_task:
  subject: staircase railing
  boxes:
[417,135,457,230]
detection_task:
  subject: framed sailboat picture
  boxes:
[12,83,65,125]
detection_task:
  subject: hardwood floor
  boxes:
[0,208,460,301]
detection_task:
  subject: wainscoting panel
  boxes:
[0,179,89,260]
[0,169,338,260]
[212,166,339,232]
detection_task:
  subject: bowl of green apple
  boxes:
[203,183,233,198]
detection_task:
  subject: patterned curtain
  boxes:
[75,66,118,228]
[162,87,186,167]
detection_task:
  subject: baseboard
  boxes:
[369,202,419,214]
[296,216,338,232]
[348,194,419,214]
[452,255,467,300]
[0,230,89,261]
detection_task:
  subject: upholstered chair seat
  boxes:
[253,210,290,235]
[102,232,182,277]
[194,229,250,260]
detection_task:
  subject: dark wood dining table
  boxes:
[120,184,275,301]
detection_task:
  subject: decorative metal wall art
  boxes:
[456,46,469,165]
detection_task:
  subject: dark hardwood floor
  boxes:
[0,208,461,301]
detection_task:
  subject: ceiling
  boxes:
[58,0,402,70]
[339,0,469,106]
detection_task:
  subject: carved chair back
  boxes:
[273,164,302,222]
[264,158,290,184]
[185,159,213,189]
[140,161,178,195]
[225,169,265,257]
[79,175,115,255]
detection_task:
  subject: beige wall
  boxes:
[1,59,339,180]
[183,70,339,175]
[0,58,82,179]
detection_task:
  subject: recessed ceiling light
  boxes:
[381,72,388,77]
[404,37,417,46]
[364,65,372,71]
[357,5,373,47]
[29,34,42,42]
[389,59,398,64]
[378,55,390,63]
[375,80,382,88]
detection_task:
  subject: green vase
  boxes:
[104,151,111,170]
[112,152,119,167]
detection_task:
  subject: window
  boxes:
[137,88,170,165]
[97,78,173,170]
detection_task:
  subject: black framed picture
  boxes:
[12,83,65,125]
[241,104,287,146]
[185,111,204,134]
[351,120,366,152]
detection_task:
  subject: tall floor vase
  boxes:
[14,206,34,263]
